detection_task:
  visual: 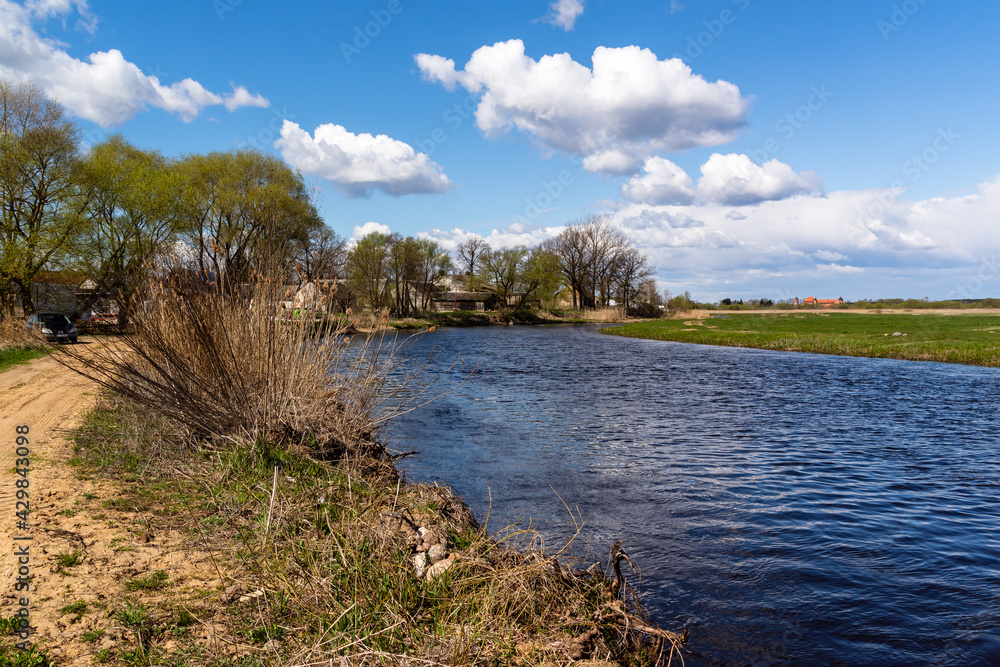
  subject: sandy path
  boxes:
[0,349,230,664]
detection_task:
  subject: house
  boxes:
[432,291,491,312]
[27,271,86,317]
[802,296,844,307]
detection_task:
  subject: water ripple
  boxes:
[385,325,1000,665]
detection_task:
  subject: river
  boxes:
[382,324,1000,666]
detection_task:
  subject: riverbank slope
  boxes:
[0,351,684,666]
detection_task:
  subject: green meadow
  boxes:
[604,312,1000,367]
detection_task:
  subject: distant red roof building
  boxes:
[802,296,844,307]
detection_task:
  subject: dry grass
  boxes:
[56,269,687,665]
[71,394,688,666]
[559,307,629,323]
[57,271,416,461]
[0,316,33,349]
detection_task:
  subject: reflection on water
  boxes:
[383,324,1000,665]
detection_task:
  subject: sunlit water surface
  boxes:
[381,324,1000,665]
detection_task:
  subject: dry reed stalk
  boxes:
[55,269,420,461]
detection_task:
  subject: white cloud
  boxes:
[24,0,95,32]
[623,154,821,206]
[275,121,454,199]
[544,0,585,31]
[223,85,269,112]
[420,174,1000,299]
[422,223,567,252]
[0,0,268,125]
[621,157,697,205]
[413,54,478,92]
[608,175,1000,299]
[414,40,749,174]
[351,221,392,241]
[816,263,864,274]
[697,153,822,205]
[814,250,848,262]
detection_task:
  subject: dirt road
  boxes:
[0,351,227,664]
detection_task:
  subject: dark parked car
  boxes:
[26,312,78,343]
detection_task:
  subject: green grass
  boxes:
[59,601,87,616]
[55,550,84,567]
[605,312,1000,366]
[0,346,47,374]
[0,645,49,667]
[81,628,105,643]
[124,570,169,592]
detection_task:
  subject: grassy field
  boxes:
[604,311,1000,367]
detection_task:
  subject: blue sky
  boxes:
[3,0,999,302]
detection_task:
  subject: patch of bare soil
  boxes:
[0,350,228,665]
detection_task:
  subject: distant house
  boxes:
[432,291,491,312]
[802,296,844,307]
[28,271,86,317]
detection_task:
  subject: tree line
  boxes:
[1,80,334,320]
[1,79,661,321]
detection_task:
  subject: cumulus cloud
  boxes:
[351,221,392,241]
[697,153,822,205]
[607,176,1000,299]
[421,222,567,252]
[621,157,697,205]
[620,209,704,230]
[816,263,864,274]
[423,174,1000,299]
[0,0,269,124]
[415,40,749,174]
[25,0,95,31]
[275,121,454,199]
[223,85,269,112]
[543,0,585,31]
[623,154,821,206]
[814,250,848,262]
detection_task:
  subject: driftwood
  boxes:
[598,541,689,666]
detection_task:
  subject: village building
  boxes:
[802,296,845,307]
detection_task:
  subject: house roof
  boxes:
[33,270,88,286]
[433,291,491,301]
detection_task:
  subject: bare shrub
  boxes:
[0,316,34,349]
[59,270,410,460]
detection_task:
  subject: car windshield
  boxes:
[39,314,70,326]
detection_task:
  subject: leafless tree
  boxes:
[456,236,490,284]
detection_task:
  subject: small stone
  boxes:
[238,589,265,603]
[413,552,429,578]
[223,584,244,601]
[427,544,448,564]
[425,553,459,580]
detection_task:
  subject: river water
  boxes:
[382,324,1000,666]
